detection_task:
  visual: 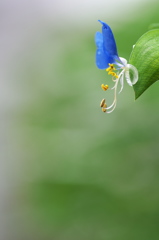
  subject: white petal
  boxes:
[116,57,127,68]
[119,57,127,66]
[125,64,138,86]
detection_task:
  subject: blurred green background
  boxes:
[3,0,159,239]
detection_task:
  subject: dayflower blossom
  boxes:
[95,20,138,113]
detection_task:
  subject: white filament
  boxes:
[104,58,138,113]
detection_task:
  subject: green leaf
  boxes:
[129,29,159,99]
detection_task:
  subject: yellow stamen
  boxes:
[111,72,119,78]
[106,67,110,72]
[106,63,118,79]
[102,107,107,113]
[103,103,107,108]
[106,64,116,71]
[100,99,106,107]
[109,64,115,68]
[101,84,109,91]
[100,99,107,112]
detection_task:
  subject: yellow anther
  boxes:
[103,103,107,108]
[109,64,116,70]
[102,107,107,113]
[101,84,109,91]
[106,64,116,72]
[107,70,118,78]
[106,63,118,78]
[111,72,119,78]
[100,99,107,112]
[106,67,110,72]
[100,99,106,107]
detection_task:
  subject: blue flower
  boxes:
[95,20,138,113]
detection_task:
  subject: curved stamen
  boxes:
[100,58,138,113]
[105,76,119,113]
[118,71,124,94]
[106,102,117,114]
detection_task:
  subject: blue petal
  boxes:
[95,31,109,69]
[96,48,109,69]
[98,20,120,61]
[95,31,103,48]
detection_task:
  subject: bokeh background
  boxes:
[1,0,159,239]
